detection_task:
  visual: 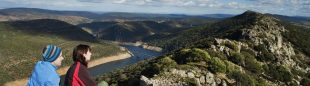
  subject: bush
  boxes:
[224,60,241,74]
[255,78,268,86]
[228,71,255,86]
[242,51,263,73]
[301,78,310,86]
[260,51,276,62]
[254,44,276,62]
[267,64,293,82]
[184,78,199,86]
[146,56,178,76]
[288,80,299,86]
[244,59,263,74]
[240,47,255,55]
[208,57,226,73]
[224,41,239,51]
[173,48,211,64]
[158,56,177,68]
[207,49,227,60]
[230,52,245,66]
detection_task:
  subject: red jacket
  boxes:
[65,62,96,86]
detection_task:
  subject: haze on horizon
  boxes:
[0,0,309,17]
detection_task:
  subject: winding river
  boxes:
[89,45,162,77]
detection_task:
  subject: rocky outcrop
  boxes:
[141,45,162,52]
[140,68,228,86]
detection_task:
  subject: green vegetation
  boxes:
[208,57,226,73]
[265,64,293,82]
[183,78,199,86]
[173,48,211,64]
[228,71,255,86]
[242,51,263,73]
[224,41,239,51]
[281,21,310,56]
[224,60,241,74]
[230,51,245,66]
[0,22,123,84]
[301,78,310,86]
[254,44,276,62]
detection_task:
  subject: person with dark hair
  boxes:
[64,44,96,86]
[27,45,64,86]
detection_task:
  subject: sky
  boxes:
[0,0,309,17]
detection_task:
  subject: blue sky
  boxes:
[0,0,309,17]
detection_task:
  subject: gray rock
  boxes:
[221,80,227,86]
[216,78,222,85]
[205,72,215,84]
[200,76,205,84]
[195,78,202,86]
[187,72,195,78]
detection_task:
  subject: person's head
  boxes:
[72,44,92,67]
[42,45,64,67]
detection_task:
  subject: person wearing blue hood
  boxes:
[27,45,64,86]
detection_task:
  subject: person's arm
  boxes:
[79,65,96,86]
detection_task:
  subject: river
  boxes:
[89,45,162,77]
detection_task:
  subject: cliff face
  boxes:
[96,11,310,86]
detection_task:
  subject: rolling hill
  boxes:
[0,8,222,24]
[78,20,213,42]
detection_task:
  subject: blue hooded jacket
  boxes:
[27,61,60,86]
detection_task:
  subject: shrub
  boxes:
[255,78,268,86]
[240,48,255,56]
[242,51,263,73]
[147,56,177,75]
[288,80,299,86]
[207,49,227,60]
[208,57,226,73]
[267,64,293,82]
[173,48,211,64]
[230,52,245,66]
[225,41,239,51]
[224,60,241,74]
[184,78,199,86]
[301,78,310,86]
[228,71,255,86]
[254,44,276,62]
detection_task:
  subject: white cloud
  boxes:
[113,0,127,4]
[1,0,309,16]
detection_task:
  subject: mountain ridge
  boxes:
[96,10,310,86]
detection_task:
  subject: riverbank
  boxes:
[4,52,132,86]
[100,40,163,52]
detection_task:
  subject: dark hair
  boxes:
[72,44,91,67]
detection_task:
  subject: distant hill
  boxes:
[0,8,93,25]
[0,8,221,24]
[1,8,309,26]
[201,14,235,18]
[266,13,310,23]
[78,20,214,42]
[96,11,310,86]
[4,19,96,42]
